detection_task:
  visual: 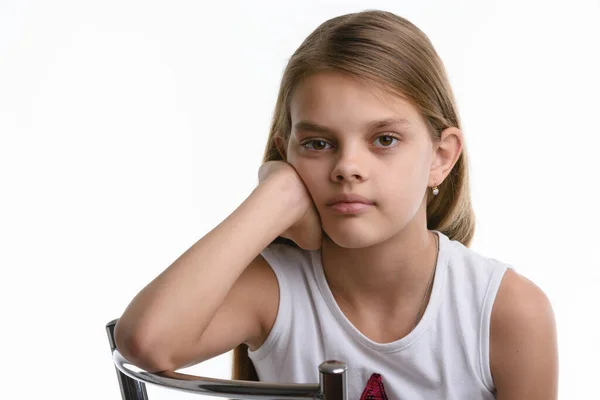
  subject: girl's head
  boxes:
[263,9,475,247]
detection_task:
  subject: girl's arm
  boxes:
[489,269,559,399]
[114,165,312,372]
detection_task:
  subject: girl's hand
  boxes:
[258,161,323,250]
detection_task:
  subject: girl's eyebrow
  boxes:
[293,117,412,135]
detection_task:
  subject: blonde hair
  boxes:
[232,9,476,381]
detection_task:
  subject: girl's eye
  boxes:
[302,136,398,150]
[373,135,398,147]
[302,140,332,151]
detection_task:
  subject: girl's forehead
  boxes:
[290,72,421,122]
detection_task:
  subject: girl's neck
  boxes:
[320,224,439,313]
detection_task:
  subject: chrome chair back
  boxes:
[106,319,347,400]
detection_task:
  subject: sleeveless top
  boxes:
[248,231,513,399]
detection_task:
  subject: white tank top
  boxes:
[248,230,513,399]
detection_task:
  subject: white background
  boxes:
[1,0,598,399]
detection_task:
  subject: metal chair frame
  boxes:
[106,319,348,400]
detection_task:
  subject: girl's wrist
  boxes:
[256,168,310,224]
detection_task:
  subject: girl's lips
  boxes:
[327,193,374,205]
[328,202,373,214]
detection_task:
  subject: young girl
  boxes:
[114,10,558,399]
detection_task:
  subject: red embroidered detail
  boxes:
[360,373,389,400]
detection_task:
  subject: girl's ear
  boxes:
[275,136,287,160]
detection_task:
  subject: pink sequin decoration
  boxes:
[360,373,389,400]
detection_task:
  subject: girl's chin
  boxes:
[322,227,382,249]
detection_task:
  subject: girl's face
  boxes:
[286,71,437,249]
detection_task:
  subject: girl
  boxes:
[114,10,558,399]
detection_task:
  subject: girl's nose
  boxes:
[330,150,368,183]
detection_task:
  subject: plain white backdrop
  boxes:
[1,0,598,398]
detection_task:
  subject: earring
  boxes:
[432,181,439,196]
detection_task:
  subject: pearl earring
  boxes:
[432,181,439,196]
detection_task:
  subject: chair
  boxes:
[106,319,348,400]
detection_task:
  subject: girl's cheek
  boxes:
[291,159,312,176]
[297,170,321,195]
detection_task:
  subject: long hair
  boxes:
[232,9,476,381]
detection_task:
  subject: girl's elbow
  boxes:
[114,318,172,372]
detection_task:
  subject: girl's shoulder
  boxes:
[260,238,316,279]
[438,232,516,307]
[442,232,516,274]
